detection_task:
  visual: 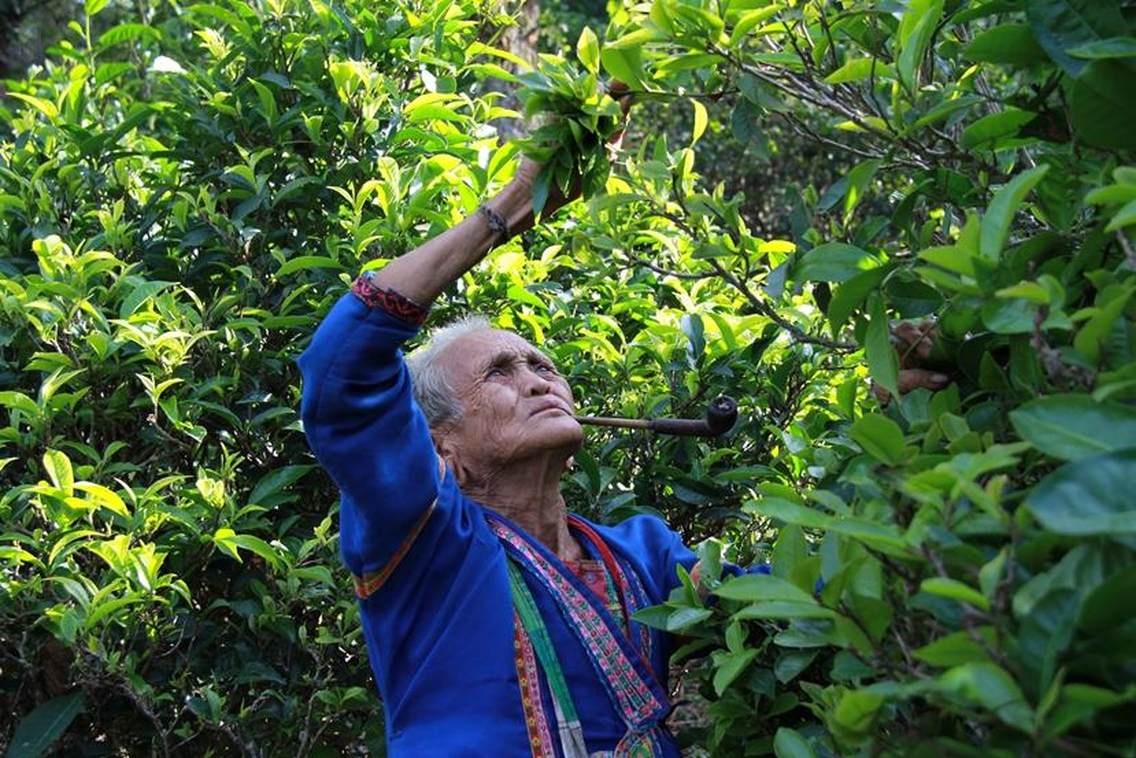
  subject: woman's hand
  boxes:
[872,320,952,404]
[510,81,633,218]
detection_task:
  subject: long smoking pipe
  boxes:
[574,396,738,437]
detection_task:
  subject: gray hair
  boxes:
[406,315,492,429]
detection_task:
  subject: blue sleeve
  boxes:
[603,515,771,599]
[298,292,441,576]
[651,525,770,588]
[722,562,772,578]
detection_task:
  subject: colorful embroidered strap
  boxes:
[569,517,632,631]
[488,512,671,757]
[508,561,588,758]
[567,559,625,632]
[570,516,653,662]
[514,609,556,757]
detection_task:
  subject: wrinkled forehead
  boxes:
[437,328,551,380]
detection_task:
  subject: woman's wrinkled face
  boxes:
[434,329,583,466]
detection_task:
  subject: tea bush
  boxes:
[1,0,1134,755]
[596,0,1136,754]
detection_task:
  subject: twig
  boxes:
[1031,306,1094,389]
[708,41,949,168]
[817,7,841,72]
[784,19,814,73]
[625,255,716,281]
[777,111,889,163]
[890,627,917,671]
[708,256,855,350]
[619,88,738,102]
[642,204,856,351]
[117,681,171,758]
[1117,231,1136,269]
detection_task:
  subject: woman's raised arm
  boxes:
[368,161,542,305]
[296,163,545,583]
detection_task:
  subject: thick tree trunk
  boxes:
[484,0,540,141]
[0,0,75,77]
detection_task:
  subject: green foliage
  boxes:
[598,0,1136,754]
[0,0,527,751]
[515,38,625,213]
[1,0,1135,754]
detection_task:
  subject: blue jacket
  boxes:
[298,293,700,756]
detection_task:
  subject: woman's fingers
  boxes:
[891,320,937,366]
[872,368,951,405]
[513,157,541,189]
[607,80,633,146]
[898,368,950,394]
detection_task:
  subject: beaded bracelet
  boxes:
[478,204,509,243]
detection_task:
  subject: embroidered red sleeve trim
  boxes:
[350,272,430,326]
[351,456,446,600]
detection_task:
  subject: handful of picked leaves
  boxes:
[514,28,627,216]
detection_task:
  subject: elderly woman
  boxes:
[298,155,723,757]
[297,146,951,754]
